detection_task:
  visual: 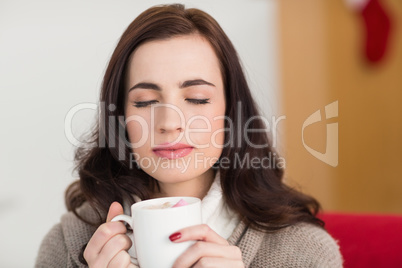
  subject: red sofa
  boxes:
[320,213,402,268]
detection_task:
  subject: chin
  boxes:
[147,167,211,184]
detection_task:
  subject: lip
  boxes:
[152,142,194,160]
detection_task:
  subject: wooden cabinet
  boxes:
[278,0,402,213]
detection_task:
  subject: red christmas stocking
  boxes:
[361,0,392,63]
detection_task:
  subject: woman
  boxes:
[36,4,342,267]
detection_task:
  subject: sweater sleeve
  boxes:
[35,223,69,268]
[35,204,103,268]
[252,223,343,268]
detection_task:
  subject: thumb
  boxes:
[106,201,124,222]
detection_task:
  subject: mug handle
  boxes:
[111,215,138,264]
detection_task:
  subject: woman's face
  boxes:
[124,34,226,194]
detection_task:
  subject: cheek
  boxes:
[209,104,226,146]
[186,111,226,147]
[125,114,150,146]
[210,116,226,147]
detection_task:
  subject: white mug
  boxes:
[112,196,202,268]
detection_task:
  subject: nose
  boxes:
[153,103,185,134]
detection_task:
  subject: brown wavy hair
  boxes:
[66,3,323,235]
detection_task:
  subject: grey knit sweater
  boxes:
[35,203,343,267]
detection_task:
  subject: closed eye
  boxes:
[133,100,158,108]
[133,99,210,108]
[186,98,210,104]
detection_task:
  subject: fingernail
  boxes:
[169,232,181,242]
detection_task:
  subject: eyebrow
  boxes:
[128,79,215,92]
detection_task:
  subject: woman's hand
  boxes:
[170,224,244,268]
[84,202,136,268]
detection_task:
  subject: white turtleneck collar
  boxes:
[201,170,240,239]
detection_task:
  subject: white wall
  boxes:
[0,0,279,266]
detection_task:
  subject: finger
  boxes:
[84,222,127,263]
[173,242,242,268]
[106,245,132,268]
[169,224,228,245]
[107,202,124,222]
[96,234,131,267]
[192,257,245,268]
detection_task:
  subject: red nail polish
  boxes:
[169,232,181,241]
